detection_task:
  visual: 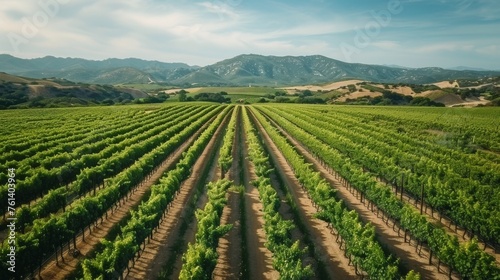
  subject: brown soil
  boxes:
[248,107,358,279]
[125,109,230,280]
[387,85,416,95]
[28,85,46,98]
[213,190,241,280]
[279,80,365,93]
[433,81,459,88]
[336,91,382,102]
[247,106,321,277]
[214,107,243,280]
[241,107,279,280]
[167,143,221,280]
[434,93,465,106]
[259,111,453,279]
[37,116,212,280]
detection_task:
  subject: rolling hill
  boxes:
[1,54,499,86]
[0,72,150,109]
[0,54,198,85]
[180,54,500,86]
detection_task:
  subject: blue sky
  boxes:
[1,0,499,69]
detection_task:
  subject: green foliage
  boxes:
[193,92,231,103]
[179,243,218,280]
[405,270,420,280]
[0,106,216,226]
[343,90,444,107]
[294,97,326,104]
[82,106,232,279]
[251,106,401,279]
[218,107,238,176]
[410,97,445,107]
[0,105,227,278]
[179,179,233,279]
[347,84,357,93]
[275,96,291,103]
[0,81,29,108]
[361,84,386,93]
[255,104,500,279]
[242,107,314,279]
[300,89,313,97]
[178,91,187,102]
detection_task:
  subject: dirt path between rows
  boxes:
[125,109,229,280]
[0,108,182,235]
[256,109,451,280]
[301,108,499,263]
[37,116,213,280]
[214,107,243,280]
[241,107,279,280]
[167,139,222,280]
[213,189,242,280]
[248,107,357,280]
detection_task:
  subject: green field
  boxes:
[1,104,499,280]
[189,86,279,95]
[116,83,178,91]
[163,86,285,103]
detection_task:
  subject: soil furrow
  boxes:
[258,108,452,279]
[125,109,230,280]
[214,107,243,280]
[248,107,358,280]
[241,107,279,280]
[37,116,212,280]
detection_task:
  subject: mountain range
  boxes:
[1,54,499,86]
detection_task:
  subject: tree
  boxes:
[101,98,115,105]
[301,89,313,97]
[178,91,187,102]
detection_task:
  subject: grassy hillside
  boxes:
[293,79,499,107]
[0,73,153,109]
[3,54,499,86]
[2,71,498,108]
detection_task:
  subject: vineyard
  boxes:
[1,103,499,280]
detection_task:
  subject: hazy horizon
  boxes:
[1,0,499,69]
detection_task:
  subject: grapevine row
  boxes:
[243,106,314,279]
[10,105,213,233]
[0,105,192,217]
[179,108,239,279]
[336,106,500,153]
[250,107,403,279]
[256,106,500,279]
[218,106,239,177]
[271,106,500,246]
[81,106,231,279]
[303,107,499,187]
[6,106,184,173]
[179,179,233,280]
[0,105,224,278]
[0,106,165,163]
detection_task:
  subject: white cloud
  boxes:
[0,0,499,68]
[198,1,240,20]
